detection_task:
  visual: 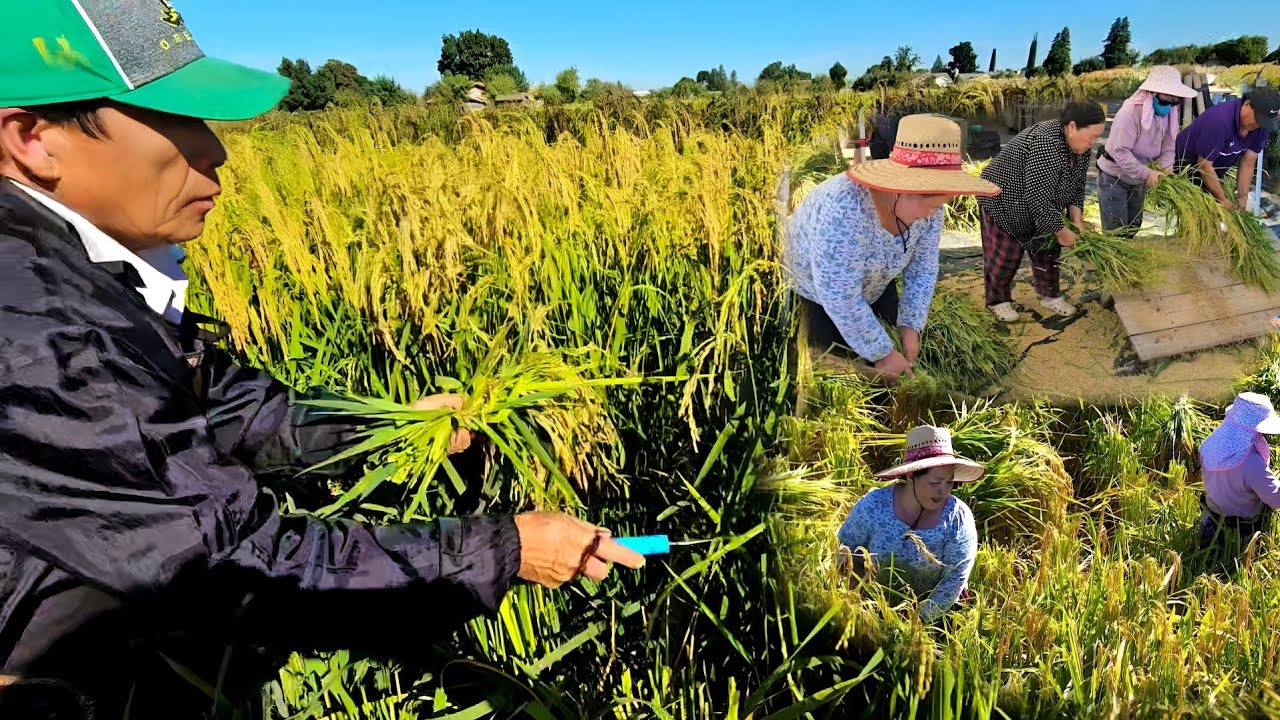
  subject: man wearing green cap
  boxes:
[0,2,644,717]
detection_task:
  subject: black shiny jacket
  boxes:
[0,180,521,718]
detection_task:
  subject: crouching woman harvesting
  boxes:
[836,426,983,623]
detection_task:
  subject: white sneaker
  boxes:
[988,302,1020,322]
[1038,295,1077,317]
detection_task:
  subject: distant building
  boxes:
[633,90,652,98]
[495,92,539,108]
[463,82,490,113]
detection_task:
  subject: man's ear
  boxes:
[0,109,62,185]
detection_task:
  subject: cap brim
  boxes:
[847,162,1001,197]
[109,57,290,122]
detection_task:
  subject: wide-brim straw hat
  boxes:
[846,114,1001,197]
[1224,392,1280,434]
[873,425,985,483]
[1138,66,1198,99]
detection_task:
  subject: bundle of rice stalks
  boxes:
[1234,336,1280,405]
[1128,394,1216,473]
[907,285,1018,394]
[1060,226,1159,290]
[300,343,646,521]
[942,160,989,233]
[1147,170,1227,254]
[1225,209,1280,294]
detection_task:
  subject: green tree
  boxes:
[1267,45,1280,63]
[949,42,978,73]
[989,48,997,73]
[554,67,580,103]
[1204,36,1270,65]
[671,76,706,98]
[1143,45,1202,66]
[314,59,371,105]
[829,61,848,87]
[756,61,810,90]
[424,73,474,104]
[1025,33,1039,78]
[581,78,632,102]
[483,63,529,93]
[894,45,921,73]
[438,29,513,79]
[1044,27,1072,77]
[696,65,732,92]
[931,55,946,73]
[276,58,327,111]
[1073,56,1106,74]
[1102,17,1134,69]
[369,75,414,106]
[537,84,564,104]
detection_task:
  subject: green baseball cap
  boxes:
[0,0,290,121]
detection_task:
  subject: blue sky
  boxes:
[182,1,1275,93]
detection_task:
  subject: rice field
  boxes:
[188,78,1280,718]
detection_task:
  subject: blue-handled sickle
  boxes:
[613,535,715,556]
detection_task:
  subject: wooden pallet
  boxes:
[1112,257,1280,362]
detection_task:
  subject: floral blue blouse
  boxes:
[836,486,977,623]
[784,173,943,362]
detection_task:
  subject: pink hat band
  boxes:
[889,145,963,171]
[903,441,956,463]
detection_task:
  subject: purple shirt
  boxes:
[1202,448,1280,518]
[1175,98,1272,174]
[1097,98,1177,185]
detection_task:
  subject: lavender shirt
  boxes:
[1175,98,1272,174]
[1202,448,1280,518]
[1097,95,1177,186]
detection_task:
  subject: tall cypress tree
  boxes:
[1025,33,1039,78]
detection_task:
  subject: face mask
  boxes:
[1152,97,1173,117]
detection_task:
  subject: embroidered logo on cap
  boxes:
[160,0,183,27]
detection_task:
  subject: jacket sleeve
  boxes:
[200,346,363,479]
[808,216,896,363]
[0,300,522,644]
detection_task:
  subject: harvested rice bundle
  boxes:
[1226,209,1280,294]
[1061,226,1158,290]
[1147,169,1228,254]
[942,160,989,232]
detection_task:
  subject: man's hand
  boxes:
[1056,227,1078,247]
[899,327,920,366]
[1237,195,1251,212]
[874,350,912,383]
[514,512,646,588]
[411,393,473,454]
[1144,170,1163,190]
[1220,197,1237,211]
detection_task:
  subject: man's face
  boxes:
[10,103,227,251]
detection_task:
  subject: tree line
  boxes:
[270,23,1279,113]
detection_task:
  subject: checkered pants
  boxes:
[980,210,1062,306]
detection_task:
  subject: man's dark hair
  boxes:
[1060,100,1106,129]
[19,99,111,139]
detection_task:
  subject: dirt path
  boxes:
[938,264,1263,406]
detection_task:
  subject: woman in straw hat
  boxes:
[836,425,984,622]
[1198,392,1280,555]
[1097,66,1198,236]
[784,115,1000,384]
[977,101,1106,322]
